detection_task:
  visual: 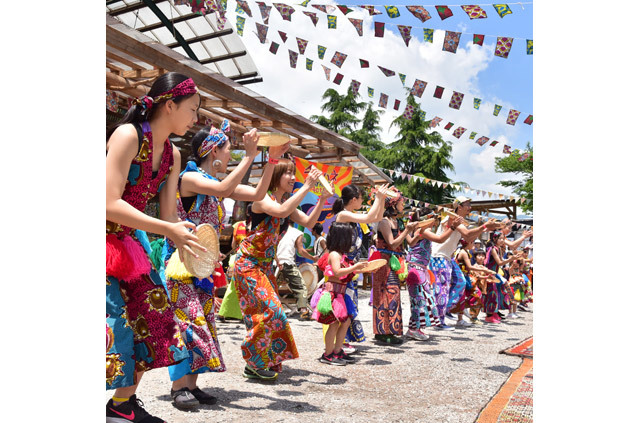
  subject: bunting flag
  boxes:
[360,5,382,16]
[410,79,427,97]
[106,90,118,113]
[398,25,412,46]
[350,79,361,96]
[527,39,533,55]
[337,5,353,15]
[430,117,442,127]
[461,5,487,19]
[333,73,344,85]
[378,66,396,77]
[399,73,406,85]
[519,152,531,162]
[349,18,363,36]
[306,58,313,70]
[493,4,513,18]
[502,145,511,154]
[434,86,444,98]
[296,37,308,54]
[379,93,389,108]
[493,104,502,116]
[375,21,385,37]
[449,91,464,109]
[278,30,288,43]
[443,31,462,53]
[359,59,370,68]
[385,5,401,18]
[312,5,327,13]
[495,37,514,58]
[473,34,485,46]
[269,41,279,54]
[489,140,499,146]
[436,5,454,20]
[237,0,252,16]
[424,28,434,43]
[452,127,467,138]
[255,23,268,43]
[393,99,401,110]
[318,45,326,59]
[256,2,272,24]
[418,110,426,121]
[288,49,298,68]
[506,109,521,125]
[327,15,337,28]
[235,3,247,16]
[524,114,533,125]
[368,87,374,97]
[444,122,454,130]
[469,131,477,139]
[476,136,489,146]
[300,0,310,6]
[406,6,431,22]
[273,3,295,21]
[236,16,246,35]
[473,98,481,109]
[303,11,318,26]
[322,64,331,80]
[330,51,348,68]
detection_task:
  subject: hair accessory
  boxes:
[198,119,231,158]
[133,95,154,111]
[153,78,198,103]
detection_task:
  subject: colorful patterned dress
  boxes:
[371,219,404,336]
[310,255,357,325]
[233,196,299,371]
[161,161,226,381]
[450,248,483,316]
[343,221,367,342]
[106,121,188,390]
[218,221,247,320]
[406,238,441,329]
[483,246,512,314]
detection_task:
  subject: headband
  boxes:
[385,194,405,209]
[133,78,198,111]
[198,119,230,158]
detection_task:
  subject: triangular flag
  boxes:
[493,104,502,116]
[443,31,462,53]
[378,66,396,77]
[337,5,353,15]
[269,41,279,54]
[237,0,253,17]
[473,34,485,46]
[452,127,467,138]
[473,98,481,109]
[527,39,533,55]
[368,87,374,98]
[312,5,327,13]
[399,73,407,85]
[506,109,521,125]
[493,4,513,18]
[378,93,389,108]
[359,59,370,68]
[489,140,499,146]
[273,3,295,21]
[403,104,416,120]
[322,64,331,80]
[255,23,268,44]
[302,11,318,26]
[449,91,464,109]
[495,37,514,58]
[300,0,310,6]
[461,5,487,19]
[333,73,344,85]
[469,132,477,139]
[359,5,382,16]
[385,5,401,18]
[327,15,337,28]
[406,6,431,22]
[288,50,298,68]
[236,16,246,36]
[330,51,348,68]
[349,18,363,36]
[350,79,361,96]
[306,58,313,70]
[375,21,385,37]
[444,122,454,130]
[430,117,442,128]
[423,28,434,43]
[398,25,412,46]
[476,136,489,146]
[436,5,454,20]
[393,99,401,110]
[256,2,272,24]
[278,30,288,43]
[318,45,327,59]
[524,114,533,125]
[296,37,308,55]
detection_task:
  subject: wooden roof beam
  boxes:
[110,0,167,16]
[201,50,247,64]
[165,29,234,49]
[202,99,244,109]
[121,69,165,79]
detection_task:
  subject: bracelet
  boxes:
[268,157,279,165]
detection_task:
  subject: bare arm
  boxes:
[457,250,495,274]
[251,168,323,218]
[505,229,533,250]
[328,251,367,277]
[295,235,316,262]
[378,218,418,250]
[491,247,517,267]
[290,190,332,229]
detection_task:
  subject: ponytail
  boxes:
[331,197,345,215]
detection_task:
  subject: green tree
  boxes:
[310,88,367,137]
[494,143,533,213]
[349,102,385,163]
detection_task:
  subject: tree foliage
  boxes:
[494,143,533,213]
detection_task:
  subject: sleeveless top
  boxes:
[106,121,174,238]
[376,217,404,255]
[407,238,432,267]
[484,245,501,272]
[239,193,289,262]
[345,221,364,262]
[176,161,225,233]
[454,247,471,275]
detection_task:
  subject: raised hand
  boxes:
[167,221,207,261]
[269,141,290,159]
[242,128,260,158]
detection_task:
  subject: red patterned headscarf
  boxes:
[133,78,198,111]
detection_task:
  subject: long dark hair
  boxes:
[106,72,198,141]
[188,127,229,166]
[326,222,353,255]
[332,184,361,215]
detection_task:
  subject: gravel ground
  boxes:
[107,288,533,423]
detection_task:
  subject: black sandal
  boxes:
[243,365,278,381]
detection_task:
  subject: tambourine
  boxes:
[257,132,291,147]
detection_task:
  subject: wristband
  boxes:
[268,157,279,165]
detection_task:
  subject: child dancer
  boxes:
[453,239,496,326]
[312,223,368,365]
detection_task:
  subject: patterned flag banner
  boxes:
[312,5,327,13]
[524,114,533,125]
[236,16,246,35]
[303,11,318,26]
[379,93,389,108]
[493,104,502,116]
[399,73,406,85]
[452,127,467,138]
[461,5,487,19]
[273,3,295,21]
[350,79,361,96]
[328,15,337,28]
[255,23,268,43]
[375,21,385,37]
[257,2,272,24]
[269,41,279,54]
[469,131,477,139]
[398,25,412,46]
[378,66,396,77]
[235,3,246,15]
[289,50,298,68]
[300,0,310,6]
[360,5,382,15]
[449,91,464,109]
[296,37,308,54]
[322,64,331,80]
[360,59,370,68]
[436,5,454,20]
[333,73,344,85]
[444,122,454,130]
[279,30,288,42]
[519,152,530,162]
[393,99,401,110]
[434,86,444,99]
[527,39,533,55]
[476,136,489,146]
[306,58,313,70]
[107,90,118,113]
[337,5,353,15]
[406,6,431,22]
[368,87,374,97]
[503,145,511,154]
[473,98,481,109]
[489,140,499,146]
[385,5,401,18]
[443,31,462,53]
[493,4,513,18]
[418,110,426,121]
[430,116,443,127]
[237,0,252,16]
[330,51,348,68]
[473,34,485,46]
[495,37,514,58]
[506,109,521,125]
[424,28,434,43]
[403,104,416,120]
[318,45,327,59]
[411,79,427,98]
[349,18,363,36]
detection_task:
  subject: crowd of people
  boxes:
[106,73,533,423]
